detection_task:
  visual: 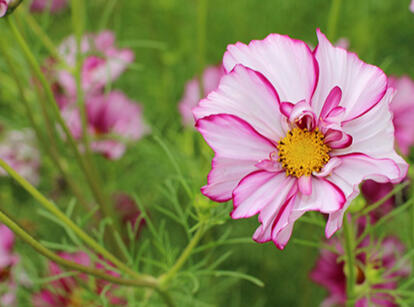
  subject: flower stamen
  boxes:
[277,127,331,177]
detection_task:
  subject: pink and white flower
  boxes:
[178,65,224,127]
[48,31,134,109]
[0,129,40,185]
[0,0,10,17]
[62,91,149,159]
[0,225,19,306]
[32,251,126,307]
[410,0,414,13]
[193,29,407,249]
[310,236,410,307]
[30,0,68,13]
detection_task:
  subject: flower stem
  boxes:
[409,166,414,276]
[7,16,121,249]
[0,156,140,281]
[159,223,206,287]
[0,35,91,212]
[327,0,342,41]
[0,209,158,289]
[197,0,208,98]
[343,214,356,306]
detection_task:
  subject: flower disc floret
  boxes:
[277,127,331,177]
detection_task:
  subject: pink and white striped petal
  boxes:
[232,170,287,219]
[312,29,387,122]
[196,114,276,202]
[193,65,284,140]
[223,33,318,104]
[334,88,408,180]
[325,153,404,237]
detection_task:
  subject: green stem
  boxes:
[0,38,91,211]
[409,166,414,276]
[0,157,141,280]
[356,181,409,218]
[70,0,122,251]
[327,0,342,41]
[343,214,356,307]
[0,209,158,289]
[196,0,207,98]
[7,16,120,243]
[159,224,206,287]
[18,9,66,65]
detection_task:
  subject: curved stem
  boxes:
[0,209,158,289]
[159,223,206,287]
[0,157,140,280]
[0,37,91,211]
[70,0,122,249]
[7,15,120,247]
[343,214,356,306]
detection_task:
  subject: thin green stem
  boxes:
[70,0,122,251]
[7,16,120,242]
[0,157,140,280]
[356,181,409,219]
[0,38,91,211]
[409,166,414,276]
[159,223,206,287]
[197,0,207,98]
[343,215,356,307]
[0,210,158,289]
[18,9,66,65]
[327,0,342,41]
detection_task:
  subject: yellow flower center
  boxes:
[277,127,331,177]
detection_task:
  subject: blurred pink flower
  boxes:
[335,38,350,49]
[30,0,68,13]
[62,91,149,159]
[178,65,225,127]
[410,0,414,13]
[311,236,410,307]
[47,31,134,109]
[387,76,414,156]
[0,225,19,306]
[0,129,40,185]
[0,0,10,17]
[360,180,394,222]
[113,193,146,237]
[33,251,126,307]
[360,76,414,221]
[193,29,407,249]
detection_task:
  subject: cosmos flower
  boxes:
[47,31,134,109]
[0,129,40,185]
[30,0,68,13]
[178,65,224,127]
[310,236,410,307]
[32,252,126,307]
[0,225,19,306]
[193,29,407,249]
[61,91,149,160]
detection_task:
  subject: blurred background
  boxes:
[1,0,414,306]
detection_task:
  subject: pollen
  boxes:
[277,127,331,178]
